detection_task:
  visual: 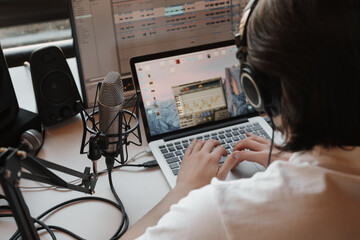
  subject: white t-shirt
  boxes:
[137,147,360,240]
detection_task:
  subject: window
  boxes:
[0,19,71,49]
[0,0,73,66]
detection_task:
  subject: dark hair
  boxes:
[247,0,360,152]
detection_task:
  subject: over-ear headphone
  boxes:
[235,0,282,117]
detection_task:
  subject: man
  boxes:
[122,0,360,238]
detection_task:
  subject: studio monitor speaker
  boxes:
[0,43,19,131]
[30,46,82,126]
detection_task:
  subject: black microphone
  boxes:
[98,71,124,156]
[19,129,43,153]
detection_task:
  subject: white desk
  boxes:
[0,59,171,239]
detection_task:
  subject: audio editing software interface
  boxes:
[114,0,245,74]
[172,78,229,128]
[69,0,248,107]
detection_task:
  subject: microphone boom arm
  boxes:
[0,147,98,240]
[20,153,97,194]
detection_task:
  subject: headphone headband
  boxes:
[239,0,258,46]
[235,0,258,61]
[235,0,282,117]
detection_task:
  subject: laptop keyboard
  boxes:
[158,122,270,176]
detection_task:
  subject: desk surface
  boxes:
[0,59,171,240]
[1,58,275,239]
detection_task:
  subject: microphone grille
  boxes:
[99,71,124,107]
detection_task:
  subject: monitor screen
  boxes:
[68,0,248,108]
[131,41,255,139]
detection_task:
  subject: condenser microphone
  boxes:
[19,129,43,153]
[98,71,125,156]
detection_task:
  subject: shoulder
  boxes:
[210,154,360,239]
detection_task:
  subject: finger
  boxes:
[201,139,221,153]
[231,160,241,170]
[183,138,197,159]
[211,144,228,160]
[233,138,266,152]
[193,140,206,152]
[217,151,242,180]
[246,132,271,144]
[232,150,268,168]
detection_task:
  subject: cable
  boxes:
[3,213,57,240]
[126,141,142,147]
[126,148,149,163]
[112,147,151,165]
[9,196,130,240]
[0,213,11,218]
[0,194,8,200]
[31,217,57,240]
[5,153,158,238]
[7,157,154,239]
[125,144,129,163]
[35,225,85,240]
[0,205,11,211]
[267,116,276,168]
[106,157,129,239]
[113,160,158,170]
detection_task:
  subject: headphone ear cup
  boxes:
[240,62,282,116]
[240,63,264,112]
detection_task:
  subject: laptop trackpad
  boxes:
[225,160,265,181]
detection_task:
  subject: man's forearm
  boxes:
[121,186,190,239]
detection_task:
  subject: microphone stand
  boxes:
[79,90,142,166]
[0,147,98,240]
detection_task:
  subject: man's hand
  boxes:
[175,133,291,193]
[231,132,291,168]
[175,139,233,192]
[176,136,269,192]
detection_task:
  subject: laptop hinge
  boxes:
[163,118,249,142]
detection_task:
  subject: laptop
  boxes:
[130,40,273,188]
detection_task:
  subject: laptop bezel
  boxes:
[130,40,259,143]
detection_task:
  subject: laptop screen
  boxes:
[131,40,256,141]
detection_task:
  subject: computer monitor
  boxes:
[68,0,248,108]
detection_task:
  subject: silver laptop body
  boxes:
[131,41,274,188]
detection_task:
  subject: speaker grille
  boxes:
[42,71,71,103]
